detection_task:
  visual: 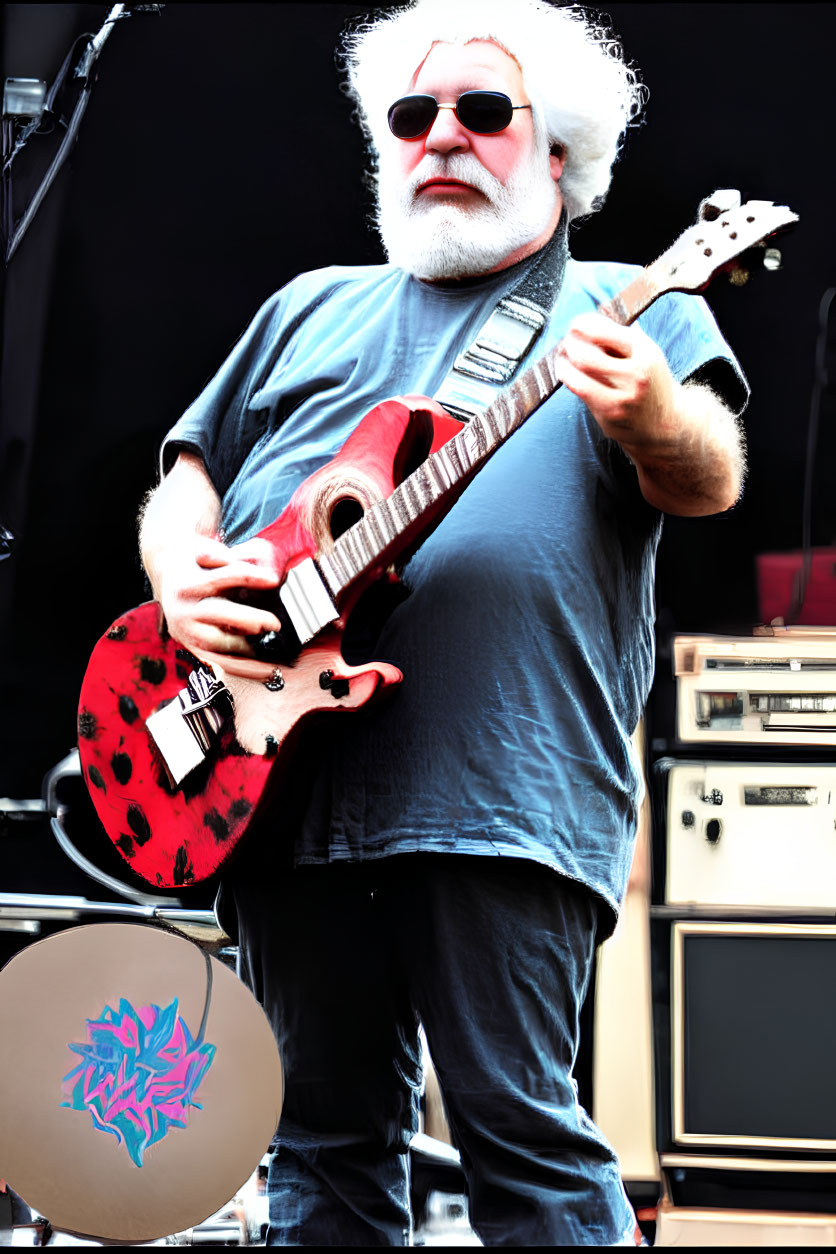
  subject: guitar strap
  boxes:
[434,212,568,421]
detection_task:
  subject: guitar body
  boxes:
[78,395,464,887]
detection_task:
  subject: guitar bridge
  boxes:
[146,666,233,788]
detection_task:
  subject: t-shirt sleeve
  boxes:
[640,289,750,415]
[599,284,749,504]
[159,288,288,495]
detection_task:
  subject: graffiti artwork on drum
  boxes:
[61,996,216,1167]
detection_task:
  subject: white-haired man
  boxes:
[141,0,747,1244]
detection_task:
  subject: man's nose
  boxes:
[423,104,471,155]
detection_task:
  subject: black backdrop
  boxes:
[2,2,835,802]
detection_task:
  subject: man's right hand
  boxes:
[140,451,283,676]
[157,532,282,663]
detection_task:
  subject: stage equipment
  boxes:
[2,79,47,121]
[651,628,836,1242]
[661,759,836,910]
[655,1198,836,1246]
[670,921,836,1153]
[1,749,214,907]
[3,6,164,264]
[0,921,282,1243]
[673,629,836,745]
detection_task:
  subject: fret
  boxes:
[357,519,377,565]
[447,436,466,479]
[414,462,438,507]
[503,382,524,434]
[341,524,364,575]
[374,498,396,544]
[364,504,387,553]
[545,353,560,392]
[329,553,350,597]
[483,404,502,444]
[492,391,513,437]
[391,483,412,529]
[327,547,346,587]
[429,451,453,494]
[403,474,423,519]
[457,419,483,466]
[318,553,337,597]
[330,540,353,586]
[600,269,662,326]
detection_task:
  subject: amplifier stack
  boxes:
[650,626,836,1245]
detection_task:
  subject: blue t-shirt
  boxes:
[162,250,747,919]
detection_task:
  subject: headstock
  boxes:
[652,191,798,295]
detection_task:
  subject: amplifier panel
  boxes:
[665,761,836,908]
[674,633,836,746]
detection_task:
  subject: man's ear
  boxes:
[549,142,566,183]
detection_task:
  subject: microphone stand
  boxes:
[3,4,164,264]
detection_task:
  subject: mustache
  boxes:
[403,155,505,204]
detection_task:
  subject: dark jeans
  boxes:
[221,853,635,1246]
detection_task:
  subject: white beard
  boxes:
[375,136,558,280]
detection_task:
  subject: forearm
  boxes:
[139,452,222,601]
[617,381,746,517]
[556,314,747,518]
[138,451,281,666]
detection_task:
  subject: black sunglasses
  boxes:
[387,91,532,140]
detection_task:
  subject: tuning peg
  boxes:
[698,189,742,222]
[725,244,784,287]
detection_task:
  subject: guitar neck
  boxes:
[317,262,668,602]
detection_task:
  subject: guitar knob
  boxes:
[252,630,294,662]
[319,670,349,698]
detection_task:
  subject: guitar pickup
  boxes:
[146,667,233,788]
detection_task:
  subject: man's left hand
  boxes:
[555,312,676,447]
[553,312,744,517]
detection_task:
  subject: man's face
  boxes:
[375,40,565,280]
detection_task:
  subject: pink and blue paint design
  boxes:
[61,998,216,1167]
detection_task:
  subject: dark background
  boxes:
[1,2,835,807]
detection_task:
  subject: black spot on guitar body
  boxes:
[111,752,133,785]
[139,656,167,685]
[117,833,135,858]
[78,709,99,740]
[88,765,106,792]
[119,695,139,724]
[203,809,230,842]
[173,846,194,885]
[127,803,152,846]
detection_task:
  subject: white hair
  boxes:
[340,0,646,222]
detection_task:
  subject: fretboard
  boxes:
[317,260,667,601]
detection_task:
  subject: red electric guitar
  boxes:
[78,193,796,887]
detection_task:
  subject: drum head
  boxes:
[0,923,282,1242]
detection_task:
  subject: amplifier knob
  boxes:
[705,818,722,844]
[681,810,695,828]
[702,789,724,805]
